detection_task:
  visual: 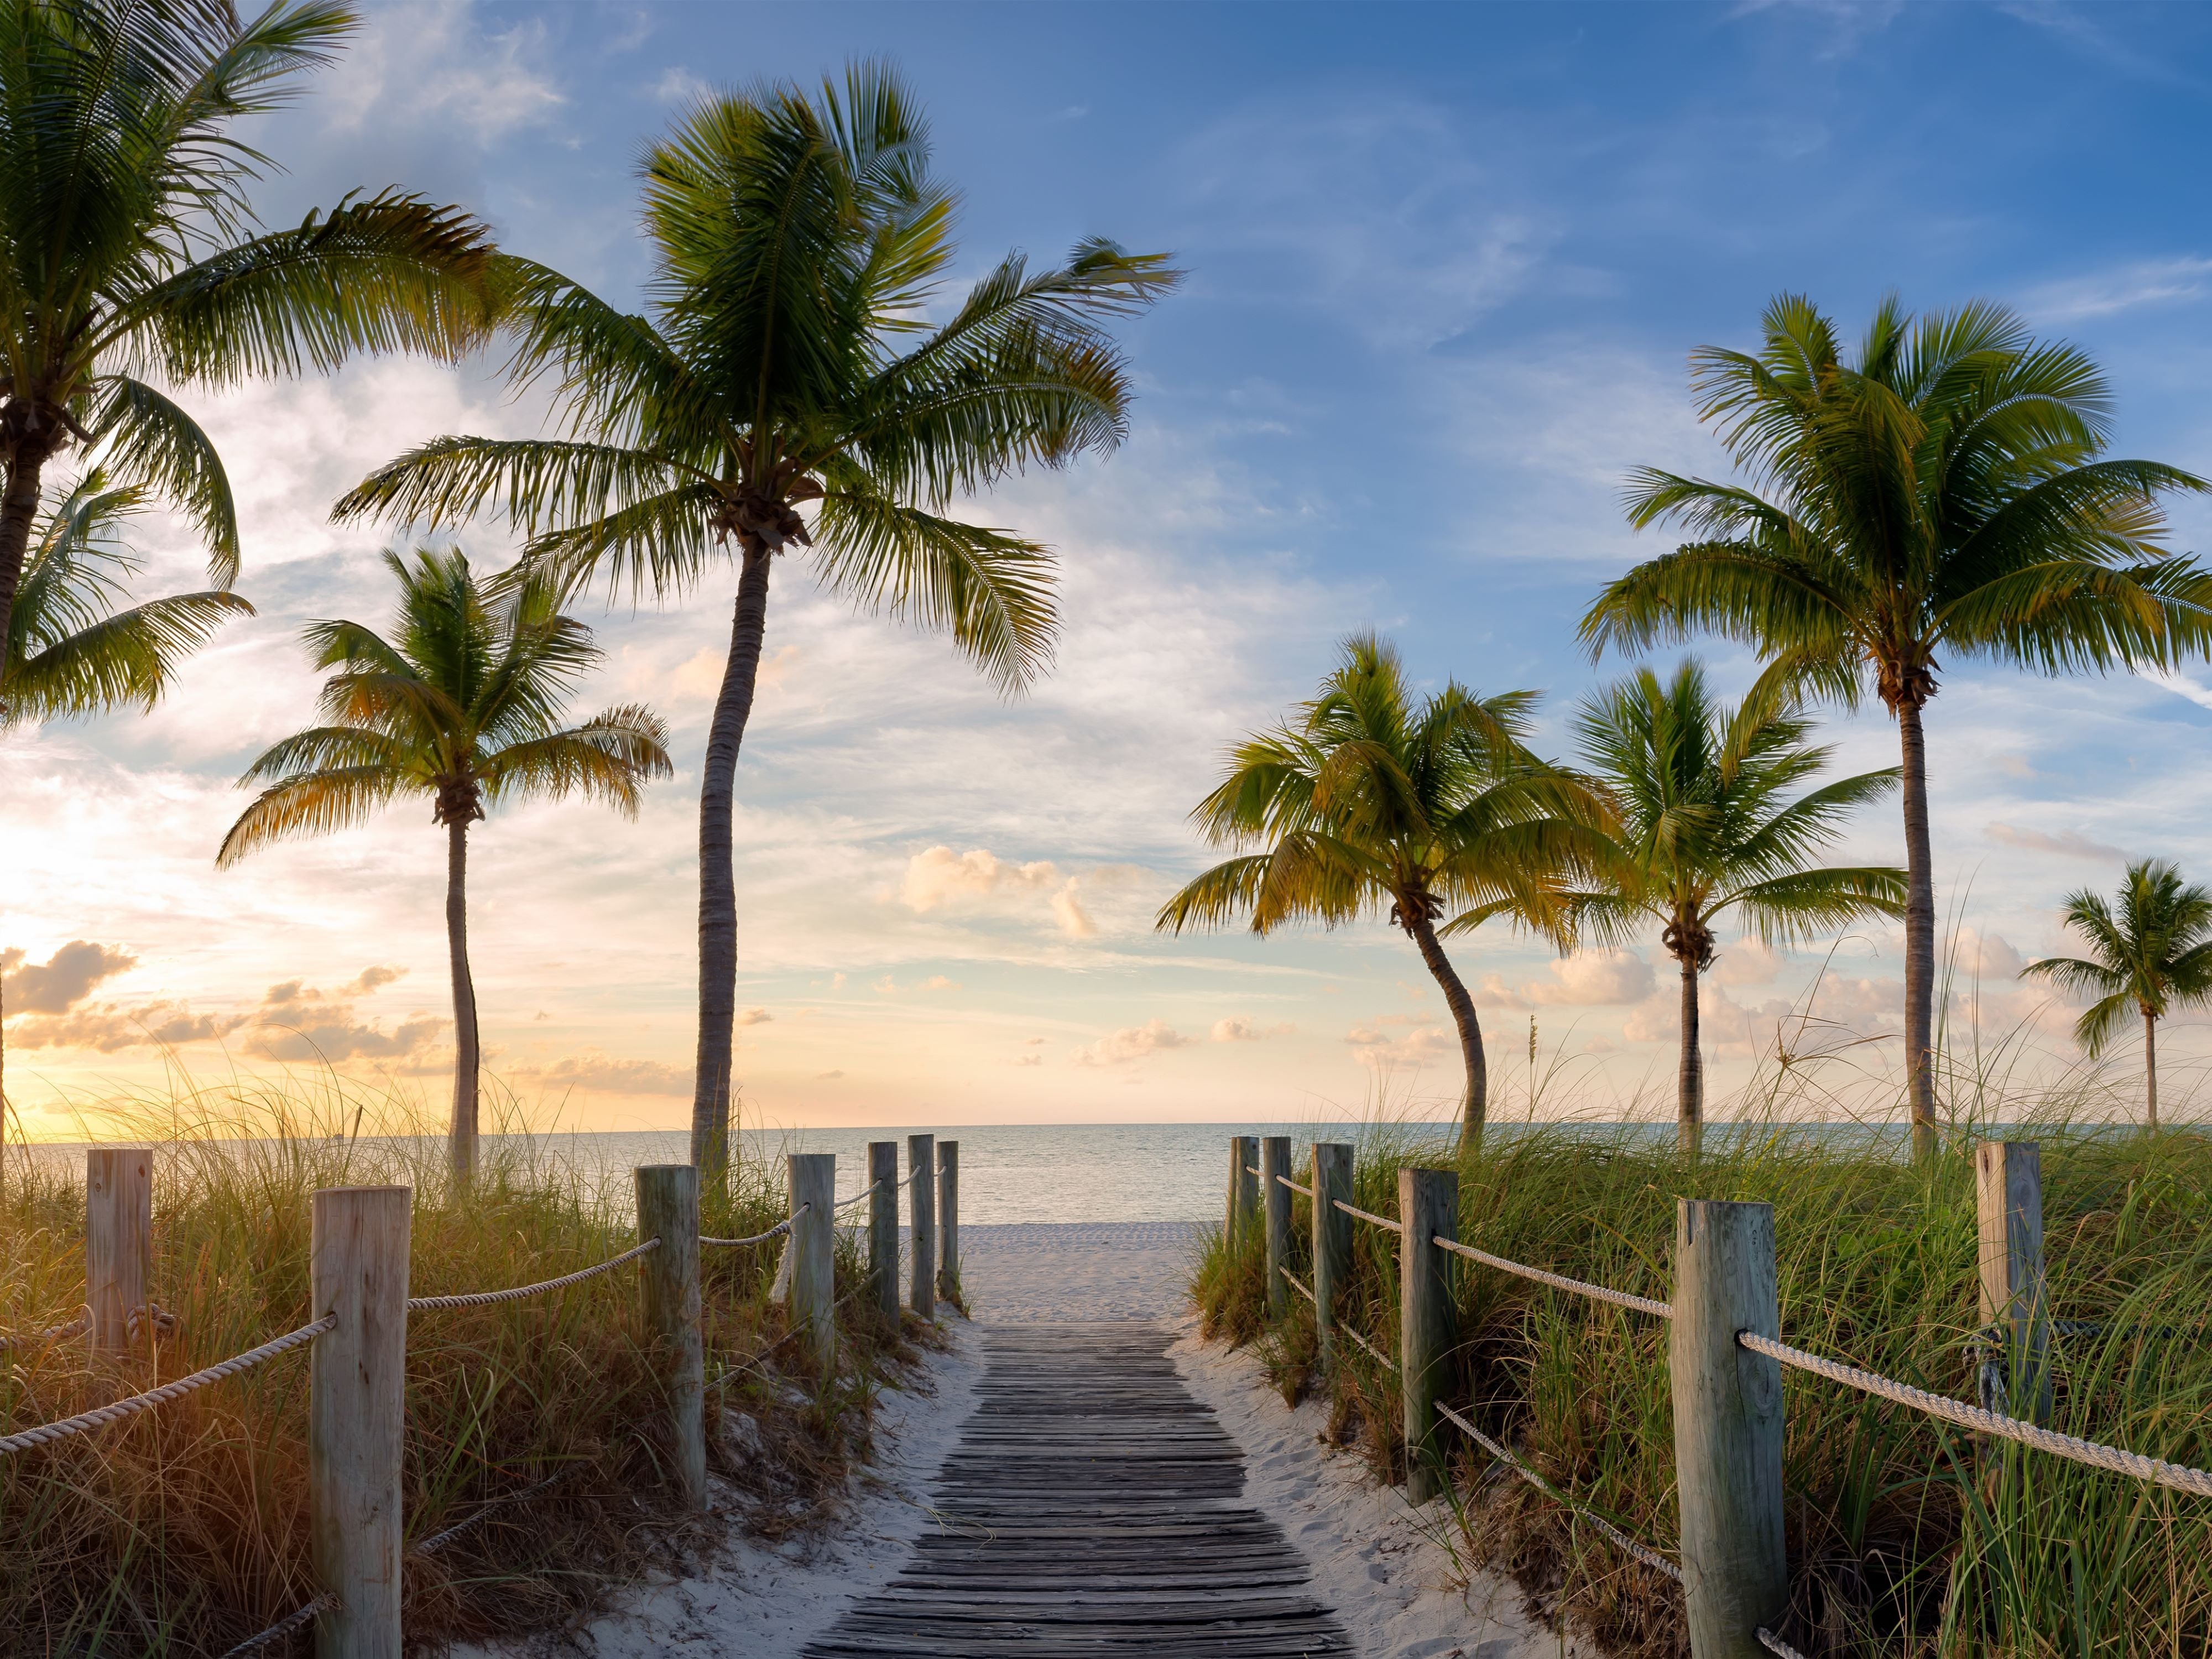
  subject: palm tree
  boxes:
[331,65,1178,1179]
[2021,859,2212,1131]
[1569,659,1906,1155]
[217,549,672,1181]
[4,469,252,728]
[1156,633,1605,1153]
[1580,295,2212,1156]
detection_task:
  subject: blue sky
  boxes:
[10,0,2212,1134]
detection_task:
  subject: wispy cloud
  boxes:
[2021,257,2212,322]
[1985,823,2127,862]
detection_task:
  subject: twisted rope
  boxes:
[1756,1626,1812,1659]
[1739,1332,2212,1499]
[1334,1199,1402,1235]
[0,1314,335,1458]
[1245,1163,1261,1177]
[213,1593,339,1659]
[1434,1399,1681,1580]
[1339,1320,1397,1372]
[408,1239,661,1311]
[0,1310,89,1351]
[835,1181,886,1212]
[702,1205,807,1248]
[1432,1235,1673,1320]
[1281,1266,1317,1305]
[415,1464,581,1556]
[1276,1173,1317,1200]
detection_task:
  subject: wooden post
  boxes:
[936,1140,961,1303]
[1975,1140,2050,1425]
[311,1186,410,1659]
[868,1141,899,1323]
[908,1135,936,1319]
[1399,1165,1458,1504]
[1671,1199,1788,1658]
[85,1146,152,1354]
[1312,1143,1354,1369]
[789,1153,836,1371]
[1261,1136,1292,1319]
[1225,1134,1258,1244]
[634,1165,705,1509]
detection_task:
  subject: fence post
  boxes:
[937,1140,961,1305]
[1312,1142,1354,1369]
[789,1153,836,1371]
[1671,1198,1788,1659]
[311,1186,410,1659]
[634,1165,705,1509]
[1225,1134,1258,1244]
[908,1135,937,1319]
[1975,1139,2050,1425]
[1261,1136,1292,1319]
[85,1146,152,1355]
[1399,1165,1458,1505]
[868,1141,899,1323]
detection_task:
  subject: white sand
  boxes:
[470,1222,1577,1657]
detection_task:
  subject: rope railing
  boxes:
[835,1180,887,1212]
[0,1309,90,1351]
[1434,1399,1680,1581]
[1756,1626,1812,1659]
[1333,1198,1402,1235]
[1432,1235,1673,1321]
[1280,1266,1317,1305]
[702,1205,806,1248]
[407,1238,662,1311]
[214,1592,341,1659]
[1276,1173,1316,1200]
[1739,1331,2212,1500]
[0,1313,335,1458]
[413,1464,581,1556]
[1338,1319,1397,1372]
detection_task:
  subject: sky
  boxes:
[11,0,2212,1137]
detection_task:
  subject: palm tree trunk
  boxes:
[692,547,774,1182]
[1405,910,1488,1155]
[1678,954,1702,1160]
[1898,699,1938,1157]
[0,450,51,715]
[2143,1006,2159,1133]
[447,817,480,1185]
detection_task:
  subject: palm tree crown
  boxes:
[1580,293,2212,1152]
[2021,858,2212,1132]
[1157,633,1605,1150]
[0,0,493,691]
[218,547,672,1178]
[1570,659,1905,1150]
[332,63,1178,1174]
[3,469,251,728]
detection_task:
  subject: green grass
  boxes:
[1193,1113,2212,1657]
[0,1074,928,1657]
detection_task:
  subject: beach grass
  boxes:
[0,1072,924,1657]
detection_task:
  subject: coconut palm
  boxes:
[331,65,1177,1179]
[217,549,672,1180]
[1156,633,1605,1153]
[4,469,252,728]
[1569,659,1905,1155]
[0,0,493,709]
[2021,859,2212,1131]
[1580,295,2212,1155]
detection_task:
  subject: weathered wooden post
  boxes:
[1225,1134,1258,1244]
[311,1186,410,1659]
[86,1146,152,1354]
[936,1140,961,1303]
[634,1165,705,1509]
[908,1135,936,1318]
[1671,1199,1788,1658]
[789,1153,836,1371]
[1312,1142,1354,1368]
[1399,1165,1458,1504]
[1975,1140,2049,1425]
[1261,1136,1292,1319]
[868,1141,899,1323]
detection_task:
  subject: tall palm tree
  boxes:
[0,0,494,708]
[2021,859,2212,1132]
[1569,659,1905,1155]
[1156,633,1605,1153]
[331,65,1178,1178]
[217,549,672,1181]
[4,468,252,728]
[1580,295,2212,1156]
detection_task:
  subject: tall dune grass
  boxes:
[1194,1093,2212,1655]
[0,1073,926,1657]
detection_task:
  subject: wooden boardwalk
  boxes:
[806,1322,1354,1657]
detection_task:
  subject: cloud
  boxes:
[653,66,711,105]
[338,964,407,998]
[1211,1017,1295,1042]
[1051,881,1098,939]
[248,976,443,1063]
[6,1001,249,1053]
[900,846,1061,911]
[1344,1017,1456,1067]
[1712,940,1785,987]
[1013,1052,1044,1067]
[1951,928,2027,981]
[816,1069,845,1081]
[1071,1019,1193,1067]
[736,1007,773,1026]
[1985,823,2126,862]
[515,1050,691,1095]
[1475,950,1655,1009]
[2,941,137,1014]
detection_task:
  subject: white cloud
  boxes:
[1211,1016,1295,1042]
[1476,949,1655,1009]
[1344,1018,1456,1068]
[900,846,1061,912]
[1071,1019,1193,1067]
[1051,880,1098,939]
[1985,823,2126,863]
